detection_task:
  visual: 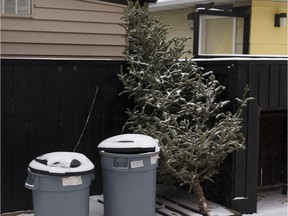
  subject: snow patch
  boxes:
[233,197,248,200]
[17,215,33,216]
[243,190,287,216]
[29,152,94,174]
[98,134,159,151]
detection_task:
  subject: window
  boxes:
[192,9,250,57]
[199,15,244,55]
[1,0,31,15]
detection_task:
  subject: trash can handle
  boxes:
[25,174,39,190]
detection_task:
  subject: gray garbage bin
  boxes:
[98,134,160,216]
[25,152,94,216]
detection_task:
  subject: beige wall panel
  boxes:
[2,43,125,57]
[1,18,125,34]
[34,0,124,13]
[33,8,122,23]
[2,30,126,45]
[153,8,194,58]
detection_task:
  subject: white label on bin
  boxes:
[62,176,82,186]
[151,155,159,165]
[130,160,144,168]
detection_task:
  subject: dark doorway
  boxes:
[258,110,287,187]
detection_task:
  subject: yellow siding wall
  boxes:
[151,8,194,58]
[250,0,288,55]
[1,0,126,59]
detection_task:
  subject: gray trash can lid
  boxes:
[28,152,94,176]
[98,134,159,154]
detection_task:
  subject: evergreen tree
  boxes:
[119,1,253,214]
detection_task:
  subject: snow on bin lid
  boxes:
[28,152,94,176]
[98,134,159,154]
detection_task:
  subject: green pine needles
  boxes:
[119,1,253,214]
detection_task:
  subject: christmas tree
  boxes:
[119,1,253,214]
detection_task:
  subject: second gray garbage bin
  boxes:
[25,152,94,216]
[98,134,160,216]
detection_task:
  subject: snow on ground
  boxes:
[243,190,287,216]
[9,214,33,216]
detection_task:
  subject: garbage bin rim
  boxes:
[98,148,160,157]
[27,167,95,177]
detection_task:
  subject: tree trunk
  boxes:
[193,177,211,215]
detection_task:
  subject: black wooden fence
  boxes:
[1,59,129,213]
[197,58,287,214]
[1,58,287,214]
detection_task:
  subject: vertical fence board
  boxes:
[72,64,90,153]
[44,64,61,152]
[102,65,121,139]
[115,63,129,135]
[1,64,14,212]
[280,64,287,109]
[59,63,76,151]
[260,111,287,185]
[271,112,282,183]
[259,65,269,109]
[86,63,105,195]
[269,65,280,109]
[246,64,260,213]
[233,64,249,198]
[29,64,46,156]
[12,64,32,210]
[227,63,238,111]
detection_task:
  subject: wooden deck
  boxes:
[89,185,240,216]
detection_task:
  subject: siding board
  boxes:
[34,8,123,23]
[35,0,124,13]
[1,18,125,35]
[1,0,125,58]
[2,43,125,58]
[2,31,125,46]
